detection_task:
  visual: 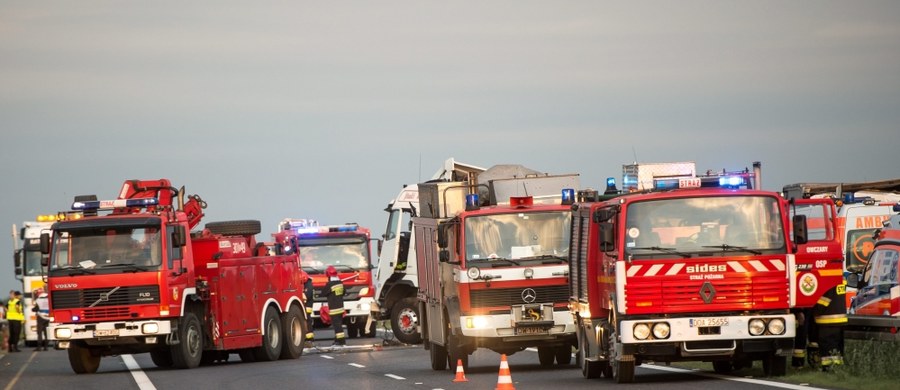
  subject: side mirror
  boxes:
[41,256,49,267]
[846,272,862,289]
[172,225,186,248]
[439,248,450,262]
[437,224,448,249]
[40,233,51,254]
[792,215,808,245]
[14,249,22,267]
[599,222,615,251]
[594,208,616,223]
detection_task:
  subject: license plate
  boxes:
[689,317,729,327]
[515,326,548,335]
[95,329,120,337]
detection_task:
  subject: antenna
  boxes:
[418,154,422,182]
[631,146,638,164]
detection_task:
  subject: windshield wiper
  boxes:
[55,265,96,275]
[631,246,692,259]
[486,258,521,267]
[303,266,323,274]
[100,263,150,272]
[518,254,567,264]
[701,244,762,255]
[332,264,356,273]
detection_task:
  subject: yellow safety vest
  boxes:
[6,297,24,321]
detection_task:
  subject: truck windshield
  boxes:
[50,226,162,273]
[299,237,370,272]
[625,195,785,258]
[464,211,570,264]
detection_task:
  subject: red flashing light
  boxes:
[509,196,533,208]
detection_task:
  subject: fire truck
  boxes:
[12,217,69,347]
[41,179,309,374]
[371,158,485,344]
[846,207,900,341]
[415,165,580,371]
[277,218,375,337]
[570,164,843,382]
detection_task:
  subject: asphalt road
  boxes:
[1,328,830,390]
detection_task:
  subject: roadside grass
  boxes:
[666,339,899,390]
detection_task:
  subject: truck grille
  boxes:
[51,285,160,309]
[625,275,788,313]
[469,285,569,309]
[83,307,130,320]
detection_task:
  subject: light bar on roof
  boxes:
[295,224,359,235]
[72,197,159,211]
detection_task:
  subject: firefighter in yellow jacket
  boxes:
[324,266,346,346]
[813,282,848,370]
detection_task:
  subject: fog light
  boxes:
[652,322,670,339]
[146,336,158,344]
[142,323,159,334]
[748,319,766,336]
[55,328,73,340]
[633,323,650,340]
[767,318,785,335]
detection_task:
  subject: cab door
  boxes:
[791,199,843,308]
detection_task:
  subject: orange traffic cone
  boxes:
[496,354,515,390]
[452,359,468,382]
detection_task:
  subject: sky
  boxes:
[2,1,899,295]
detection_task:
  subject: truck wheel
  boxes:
[150,349,174,368]
[713,360,734,373]
[555,345,572,365]
[447,333,469,373]
[205,220,261,236]
[763,354,787,377]
[429,342,448,371]
[253,306,283,361]
[347,318,360,339]
[609,329,635,383]
[538,346,555,366]
[171,312,203,369]
[579,332,602,379]
[238,349,257,363]
[280,305,305,359]
[391,297,422,344]
[68,342,101,374]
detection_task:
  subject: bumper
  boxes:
[50,319,173,342]
[311,297,375,319]
[459,309,576,339]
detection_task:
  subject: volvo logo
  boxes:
[90,286,121,308]
[521,288,537,303]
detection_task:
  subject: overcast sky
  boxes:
[2,1,899,294]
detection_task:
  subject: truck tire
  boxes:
[391,297,422,344]
[171,312,203,369]
[150,349,174,368]
[579,332,602,379]
[763,354,787,377]
[555,345,572,365]
[68,342,101,374]
[280,304,305,359]
[253,306,283,361]
[238,349,257,363]
[429,342,448,371]
[205,220,262,236]
[447,333,469,373]
[538,346,555,366]
[713,360,734,373]
[609,328,635,383]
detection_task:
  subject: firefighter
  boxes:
[812,282,848,370]
[304,276,315,346]
[6,290,24,352]
[323,265,346,346]
[792,308,812,368]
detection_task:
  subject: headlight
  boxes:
[652,322,670,339]
[767,318,785,335]
[142,323,159,334]
[466,316,489,329]
[55,328,73,339]
[359,287,370,296]
[633,323,651,340]
[523,268,534,279]
[748,318,766,336]
[467,267,481,280]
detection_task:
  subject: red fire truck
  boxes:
[41,179,309,374]
[570,166,843,382]
[415,166,580,371]
[277,218,375,337]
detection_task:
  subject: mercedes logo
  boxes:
[521,288,537,303]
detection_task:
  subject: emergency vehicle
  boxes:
[277,218,375,337]
[846,207,900,341]
[12,217,72,347]
[372,158,485,344]
[42,179,309,374]
[415,166,580,371]
[570,164,843,382]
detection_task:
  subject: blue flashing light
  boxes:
[333,225,358,232]
[561,188,575,205]
[72,197,158,210]
[72,315,80,322]
[654,179,679,190]
[718,176,744,188]
[465,194,480,211]
[843,192,855,204]
[295,227,320,234]
[607,177,616,187]
[72,200,100,210]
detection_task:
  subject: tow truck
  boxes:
[42,179,309,373]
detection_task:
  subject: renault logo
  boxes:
[521,288,537,303]
[699,282,716,304]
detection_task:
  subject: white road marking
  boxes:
[348,363,365,368]
[643,364,829,390]
[321,355,334,359]
[385,373,406,380]
[121,354,157,390]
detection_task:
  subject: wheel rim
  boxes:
[290,317,303,347]
[399,308,417,334]
[267,318,280,348]
[187,324,202,357]
[608,329,619,378]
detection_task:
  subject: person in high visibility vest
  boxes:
[323,266,346,347]
[813,283,848,370]
[6,290,24,352]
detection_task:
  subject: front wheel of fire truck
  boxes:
[171,312,204,369]
[253,306,283,362]
[762,353,787,377]
[579,331,603,379]
[556,345,573,365]
[713,360,734,374]
[608,328,635,383]
[538,346,556,366]
[279,304,306,359]
[150,348,174,368]
[68,342,101,374]
[429,342,448,371]
[391,297,422,344]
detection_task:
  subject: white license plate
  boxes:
[515,326,548,335]
[689,317,729,327]
[95,329,120,337]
